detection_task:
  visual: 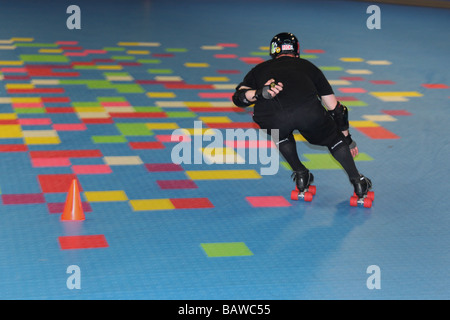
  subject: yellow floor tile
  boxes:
[202,77,229,82]
[349,120,380,128]
[0,125,22,138]
[85,190,128,202]
[129,199,174,211]
[74,107,105,113]
[5,84,34,89]
[199,116,232,123]
[340,57,364,62]
[24,136,60,145]
[11,37,34,42]
[146,92,176,98]
[146,122,179,130]
[0,60,23,66]
[293,133,307,141]
[11,97,41,103]
[97,65,123,70]
[184,62,209,67]
[126,50,150,55]
[0,113,17,120]
[39,49,63,53]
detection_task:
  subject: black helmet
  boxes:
[270,32,300,58]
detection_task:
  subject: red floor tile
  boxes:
[58,235,108,250]
[170,198,214,209]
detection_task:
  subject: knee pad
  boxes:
[328,101,349,131]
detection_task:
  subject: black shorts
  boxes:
[253,102,341,147]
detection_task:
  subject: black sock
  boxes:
[329,141,360,181]
[277,134,308,172]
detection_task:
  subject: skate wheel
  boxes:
[363,198,373,208]
[291,190,299,201]
[367,191,375,201]
[350,196,358,207]
[304,192,313,202]
[308,185,316,195]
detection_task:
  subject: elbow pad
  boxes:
[232,89,252,108]
[328,101,349,131]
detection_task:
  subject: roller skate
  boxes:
[290,170,316,202]
[350,174,374,208]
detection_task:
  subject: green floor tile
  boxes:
[319,66,343,71]
[166,111,196,118]
[201,242,253,258]
[303,152,374,170]
[92,136,127,143]
[116,123,153,136]
[20,54,69,63]
[97,97,127,102]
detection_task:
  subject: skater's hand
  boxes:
[264,79,283,98]
[253,79,283,100]
[343,130,358,158]
[350,145,359,158]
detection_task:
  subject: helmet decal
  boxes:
[271,42,278,55]
[281,44,294,51]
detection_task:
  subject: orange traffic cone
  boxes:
[61,179,85,221]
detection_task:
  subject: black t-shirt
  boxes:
[237,56,334,117]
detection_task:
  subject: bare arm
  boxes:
[321,94,338,111]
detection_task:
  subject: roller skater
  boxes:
[232,32,374,207]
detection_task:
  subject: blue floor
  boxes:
[0,0,448,300]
